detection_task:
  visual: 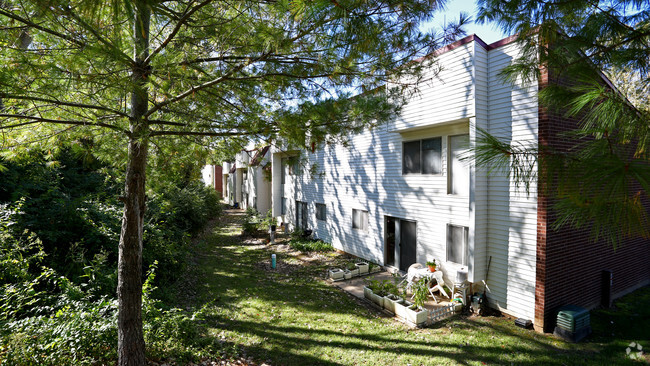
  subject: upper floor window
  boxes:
[448,134,470,196]
[403,137,442,175]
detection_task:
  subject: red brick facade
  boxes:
[534,66,650,332]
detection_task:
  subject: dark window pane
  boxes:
[403,141,420,174]
[422,137,441,174]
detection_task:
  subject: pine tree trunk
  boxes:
[118,1,150,365]
[117,135,148,366]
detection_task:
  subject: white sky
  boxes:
[422,0,509,45]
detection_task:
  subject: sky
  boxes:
[422,0,509,45]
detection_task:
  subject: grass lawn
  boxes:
[162,209,649,365]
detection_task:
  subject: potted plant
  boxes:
[404,279,429,326]
[329,268,344,281]
[382,279,404,314]
[347,262,359,277]
[355,261,369,274]
[364,279,386,307]
[368,262,381,273]
[426,259,437,272]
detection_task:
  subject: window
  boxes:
[281,158,287,184]
[315,203,327,221]
[352,209,369,231]
[403,137,442,175]
[243,171,248,181]
[281,197,287,215]
[446,224,468,265]
[448,134,470,195]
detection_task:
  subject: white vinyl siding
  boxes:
[272,38,539,322]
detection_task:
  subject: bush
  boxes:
[288,238,334,253]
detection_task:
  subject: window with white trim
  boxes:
[352,209,369,231]
[403,137,442,175]
[446,224,468,265]
[315,203,327,221]
[448,134,470,196]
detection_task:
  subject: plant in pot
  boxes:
[382,281,403,314]
[329,268,344,281]
[426,259,437,272]
[364,279,386,307]
[404,279,429,326]
[355,261,369,274]
[347,262,359,277]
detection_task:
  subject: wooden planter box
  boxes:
[383,294,404,314]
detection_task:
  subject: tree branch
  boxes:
[0,93,129,117]
[0,8,84,47]
[145,52,270,117]
[145,0,216,65]
[63,7,134,65]
[149,129,275,137]
[0,114,128,134]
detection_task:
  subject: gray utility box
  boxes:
[553,305,591,342]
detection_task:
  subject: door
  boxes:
[384,216,417,271]
[399,220,417,272]
[385,217,396,267]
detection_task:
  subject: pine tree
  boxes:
[0,1,466,364]
[475,0,650,246]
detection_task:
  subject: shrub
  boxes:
[288,238,334,253]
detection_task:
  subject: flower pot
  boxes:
[347,268,359,277]
[406,304,428,326]
[370,292,384,307]
[344,270,352,280]
[383,294,404,314]
[395,300,410,320]
[363,286,373,301]
[355,262,369,274]
[427,265,436,272]
[329,268,344,281]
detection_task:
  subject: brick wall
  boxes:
[534,65,650,332]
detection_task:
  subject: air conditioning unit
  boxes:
[553,305,591,342]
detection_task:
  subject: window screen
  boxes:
[422,137,442,174]
[352,209,368,231]
[315,203,327,221]
[447,224,468,265]
[402,140,420,174]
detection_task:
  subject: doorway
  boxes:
[384,216,417,271]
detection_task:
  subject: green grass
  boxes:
[162,211,650,365]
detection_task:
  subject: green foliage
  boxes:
[241,207,260,234]
[288,238,334,253]
[366,278,400,297]
[475,0,650,247]
[411,279,429,310]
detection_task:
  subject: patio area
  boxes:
[330,268,463,327]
